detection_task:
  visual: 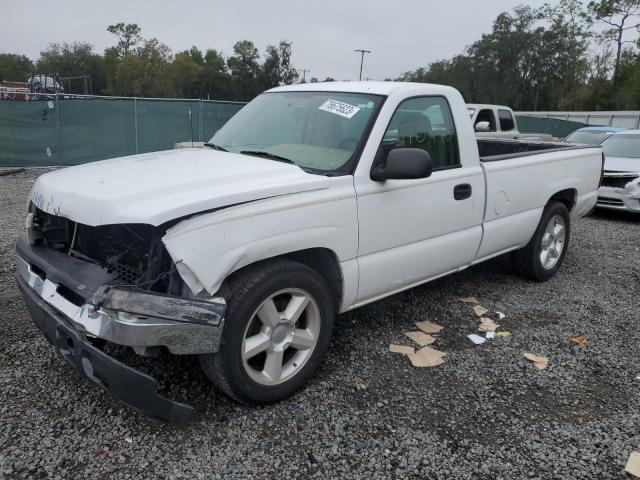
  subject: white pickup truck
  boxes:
[17,82,602,421]
[468,103,554,142]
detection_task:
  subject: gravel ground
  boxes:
[1,168,639,479]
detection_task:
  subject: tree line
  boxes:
[0,23,314,101]
[399,0,640,111]
[1,0,639,109]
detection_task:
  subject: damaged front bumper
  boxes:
[16,238,227,422]
[18,277,193,422]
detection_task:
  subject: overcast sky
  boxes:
[1,0,552,80]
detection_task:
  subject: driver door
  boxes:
[354,96,484,305]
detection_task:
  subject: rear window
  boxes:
[498,109,515,131]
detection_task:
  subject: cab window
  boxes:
[382,96,460,170]
[498,109,516,131]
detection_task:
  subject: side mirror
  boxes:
[475,121,491,133]
[371,148,432,181]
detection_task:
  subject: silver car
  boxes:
[597,130,640,212]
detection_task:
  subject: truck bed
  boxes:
[478,138,598,162]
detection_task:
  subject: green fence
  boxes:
[1,97,589,168]
[515,115,587,139]
[0,95,245,167]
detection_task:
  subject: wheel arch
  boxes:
[547,188,577,213]
[224,248,344,312]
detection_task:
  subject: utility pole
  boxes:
[354,49,371,81]
[298,69,310,83]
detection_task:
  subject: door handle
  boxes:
[453,183,472,200]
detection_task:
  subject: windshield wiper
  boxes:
[240,150,295,164]
[204,142,228,152]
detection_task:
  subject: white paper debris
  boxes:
[407,346,446,367]
[405,331,435,347]
[389,344,415,355]
[625,451,640,478]
[523,352,549,370]
[459,297,479,304]
[415,321,443,334]
[485,331,495,339]
[478,317,500,332]
[473,305,489,317]
[496,311,506,319]
[467,334,487,345]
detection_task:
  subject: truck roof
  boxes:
[467,103,513,111]
[268,81,457,96]
[612,129,640,135]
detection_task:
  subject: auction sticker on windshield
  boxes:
[319,99,360,119]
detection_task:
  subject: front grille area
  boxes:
[597,197,624,206]
[31,207,181,293]
[72,222,156,285]
[601,175,638,189]
[100,260,146,285]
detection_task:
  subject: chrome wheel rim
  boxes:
[540,214,566,270]
[241,288,321,386]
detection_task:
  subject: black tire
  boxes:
[512,201,571,281]
[200,259,335,404]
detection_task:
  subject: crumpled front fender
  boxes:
[162,181,358,296]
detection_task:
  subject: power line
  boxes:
[298,69,310,82]
[354,49,371,81]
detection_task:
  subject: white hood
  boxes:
[30,148,331,226]
[604,155,640,175]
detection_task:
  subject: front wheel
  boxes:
[200,259,335,404]
[512,201,571,281]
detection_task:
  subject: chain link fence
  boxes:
[515,115,587,139]
[518,110,640,132]
[0,93,245,167]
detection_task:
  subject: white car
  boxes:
[597,130,640,212]
[17,82,602,421]
[564,126,627,145]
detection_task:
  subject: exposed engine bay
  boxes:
[29,205,185,295]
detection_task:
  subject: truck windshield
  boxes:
[209,91,384,175]
[601,134,640,158]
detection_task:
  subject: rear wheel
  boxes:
[200,259,335,404]
[512,201,570,281]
